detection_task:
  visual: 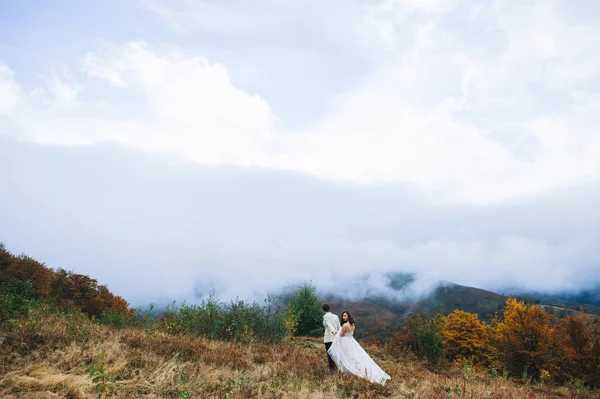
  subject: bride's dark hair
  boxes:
[342,311,355,326]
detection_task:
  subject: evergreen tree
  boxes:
[287,282,322,337]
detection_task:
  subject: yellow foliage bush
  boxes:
[496,298,563,381]
[442,310,499,371]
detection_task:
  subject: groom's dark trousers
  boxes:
[325,342,336,370]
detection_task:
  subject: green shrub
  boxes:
[0,280,36,325]
[286,283,322,337]
[98,310,132,329]
[151,291,286,342]
[416,318,445,367]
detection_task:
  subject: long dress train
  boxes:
[327,329,391,385]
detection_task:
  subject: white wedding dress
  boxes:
[327,328,391,385]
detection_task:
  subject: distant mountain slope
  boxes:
[322,273,600,339]
[554,287,600,307]
[324,281,507,338]
[500,283,600,314]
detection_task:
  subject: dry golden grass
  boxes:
[1,317,598,398]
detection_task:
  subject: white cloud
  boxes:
[399,0,461,13]
[45,72,81,108]
[279,0,600,202]
[8,42,276,166]
[2,0,600,205]
[140,0,289,34]
[0,62,23,114]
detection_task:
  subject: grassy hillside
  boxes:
[3,246,600,397]
[0,314,595,398]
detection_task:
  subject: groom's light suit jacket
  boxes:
[323,312,341,343]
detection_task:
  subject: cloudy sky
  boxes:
[1,0,599,305]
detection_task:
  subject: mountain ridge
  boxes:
[321,274,600,339]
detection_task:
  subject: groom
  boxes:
[322,303,341,371]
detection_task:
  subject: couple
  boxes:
[322,303,391,385]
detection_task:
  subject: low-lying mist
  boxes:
[2,137,599,307]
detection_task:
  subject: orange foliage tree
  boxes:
[560,314,600,386]
[442,309,499,369]
[589,337,600,387]
[496,298,562,380]
[385,296,600,385]
[1,254,54,296]
[0,243,132,318]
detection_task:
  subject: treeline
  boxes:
[112,283,323,342]
[0,243,131,319]
[0,243,325,343]
[386,299,600,387]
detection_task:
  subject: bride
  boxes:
[327,311,391,385]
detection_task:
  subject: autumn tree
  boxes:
[588,336,600,387]
[50,268,72,305]
[560,314,600,385]
[97,284,131,315]
[497,298,562,380]
[442,310,499,369]
[62,273,130,317]
[0,244,132,319]
[3,254,53,296]
[386,313,425,359]
[0,242,13,272]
